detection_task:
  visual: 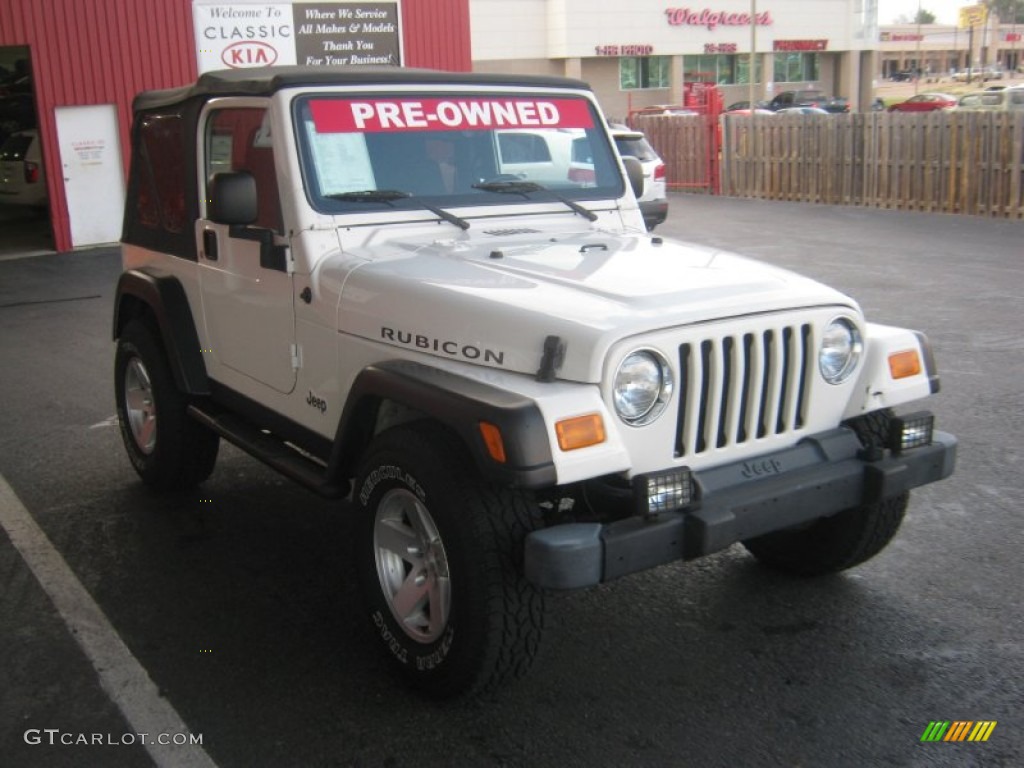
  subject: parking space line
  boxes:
[0,474,218,768]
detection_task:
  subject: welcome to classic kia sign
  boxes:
[193,1,401,73]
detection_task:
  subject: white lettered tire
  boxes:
[354,423,545,698]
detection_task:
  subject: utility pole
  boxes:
[914,0,923,95]
[749,0,757,110]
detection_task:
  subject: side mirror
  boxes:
[208,172,257,225]
[621,156,645,199]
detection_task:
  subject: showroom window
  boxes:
[773,53,820,83]
[683,55,763,85]
[734,56,764,85]
[620,56,671,89]
[683,54,734,84]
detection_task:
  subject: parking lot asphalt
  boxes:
[1,195,1022,768]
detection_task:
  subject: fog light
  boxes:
[634,468,693,516]
[890,411,934,452]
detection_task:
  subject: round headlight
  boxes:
[613,349,674,425]
[819,317,863,384]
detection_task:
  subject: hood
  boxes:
[334,230,855,382]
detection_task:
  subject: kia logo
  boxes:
[222,41,278,68]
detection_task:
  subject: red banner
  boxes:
[309,98,595,133]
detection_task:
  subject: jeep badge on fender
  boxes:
[113,66,956,699]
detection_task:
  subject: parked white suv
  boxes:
[609,124,667,230]
[0,129,46,207]
[956,87,1024,112]
[113,67,955,698]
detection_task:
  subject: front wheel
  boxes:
[354,423,545,698]
[742,410,908,576]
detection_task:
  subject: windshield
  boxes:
[293,93,624,215]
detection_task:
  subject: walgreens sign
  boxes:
[665,7,773,30]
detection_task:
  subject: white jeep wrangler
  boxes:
[113,67,956,698]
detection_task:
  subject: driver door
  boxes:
[197,103,297,395]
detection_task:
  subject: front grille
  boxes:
[675,324,812,457]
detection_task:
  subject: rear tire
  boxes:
[354,423,545,698]
[114,319,219,492]
[742,410,908,576]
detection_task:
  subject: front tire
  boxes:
[742,410,908,576]
[354,423,545,698]
[114,319,219,492]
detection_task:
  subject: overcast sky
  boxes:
[877,0,974,25]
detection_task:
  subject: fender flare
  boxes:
[329,361,557,489]
[112,269,210,395]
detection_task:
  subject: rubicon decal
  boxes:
[381,327,505,365]
[309,98,594,133]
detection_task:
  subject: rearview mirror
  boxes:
[208,171,257,225]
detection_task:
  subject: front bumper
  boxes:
[524,424,957,589]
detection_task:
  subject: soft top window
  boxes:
[293,94,623,214]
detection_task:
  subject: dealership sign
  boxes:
[193,1,401,73]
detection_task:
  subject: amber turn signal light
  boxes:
[555,414,606,452]
[478,421,507,463]
[888,349,922,380]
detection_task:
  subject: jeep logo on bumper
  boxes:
[741,457,784,479]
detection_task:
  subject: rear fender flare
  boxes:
[113,269,209,395]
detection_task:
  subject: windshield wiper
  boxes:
[326,189,470,230]
[471,180,598,222]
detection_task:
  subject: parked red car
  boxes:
[887,93,958,112]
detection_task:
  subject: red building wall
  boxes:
[0,0,471,251]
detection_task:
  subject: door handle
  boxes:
[202,229,218,261]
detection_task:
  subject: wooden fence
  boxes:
[629,113,717,192]
[633,112,1024,219]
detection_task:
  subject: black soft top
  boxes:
[132,66,592,113]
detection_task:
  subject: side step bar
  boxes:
[188,404,350,500]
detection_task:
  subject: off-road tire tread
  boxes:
[742,409,908,577]
[355,423,545,698]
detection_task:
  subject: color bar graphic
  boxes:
[921,721,950,742]
[920,721,997,742]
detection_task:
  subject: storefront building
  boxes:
[0,0,470,252]
[879,20,1024,78]
[469,0,879,118]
